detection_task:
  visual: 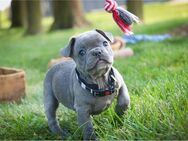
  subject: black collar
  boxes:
[75,68,116,97]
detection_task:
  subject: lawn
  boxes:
[0,2,188,140]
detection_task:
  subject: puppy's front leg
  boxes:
[76,108,96,140]
[115,83,130,116]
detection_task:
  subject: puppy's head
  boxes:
[61,29,114,79]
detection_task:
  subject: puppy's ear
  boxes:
[60,37,76,57]
[95,29,114,43]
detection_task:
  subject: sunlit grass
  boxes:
[144,2,188,24]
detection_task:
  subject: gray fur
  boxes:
[44,29,130,140]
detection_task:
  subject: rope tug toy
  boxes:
[104,0,140,34]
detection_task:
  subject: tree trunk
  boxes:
[25,0,42,35]
[126,0,144,21]
[70,0,90,27]
[51,0,72,30]
[10,0,27,28]
[51,0,89,31]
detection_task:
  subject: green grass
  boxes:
[0,2,188,140]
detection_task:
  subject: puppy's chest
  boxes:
[91,95,115,115]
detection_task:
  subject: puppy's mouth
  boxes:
[87,59,112,72]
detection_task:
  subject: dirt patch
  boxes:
[169,23,188,36]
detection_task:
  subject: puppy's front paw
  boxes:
[83,128,97,140]
[115,103,129,116]
[60,128,71,139]
[48,122,69,137]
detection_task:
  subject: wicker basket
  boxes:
[0,67,26,102]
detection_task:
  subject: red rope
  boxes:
[104,0,117,12]
[112,10,132,33]
[104,0,138,34]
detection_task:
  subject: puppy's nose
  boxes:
[92,50,102,57]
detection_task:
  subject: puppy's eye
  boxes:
[79,50,86,56]
[103,41,108,47]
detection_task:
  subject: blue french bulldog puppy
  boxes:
[44,29,130,140]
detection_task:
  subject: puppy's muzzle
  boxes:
[91,48,103,57]
[89,47,113,64]
[86,47,113,72]
[91,49,103,57]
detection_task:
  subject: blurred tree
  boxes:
[126,0,144,21]
[51,0,89,31]
[11,0,27,28]
[25,0,42,35]
[71,0,90,26]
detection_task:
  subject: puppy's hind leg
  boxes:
[44,81,68,137]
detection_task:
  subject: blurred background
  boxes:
[1,0,187,34]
